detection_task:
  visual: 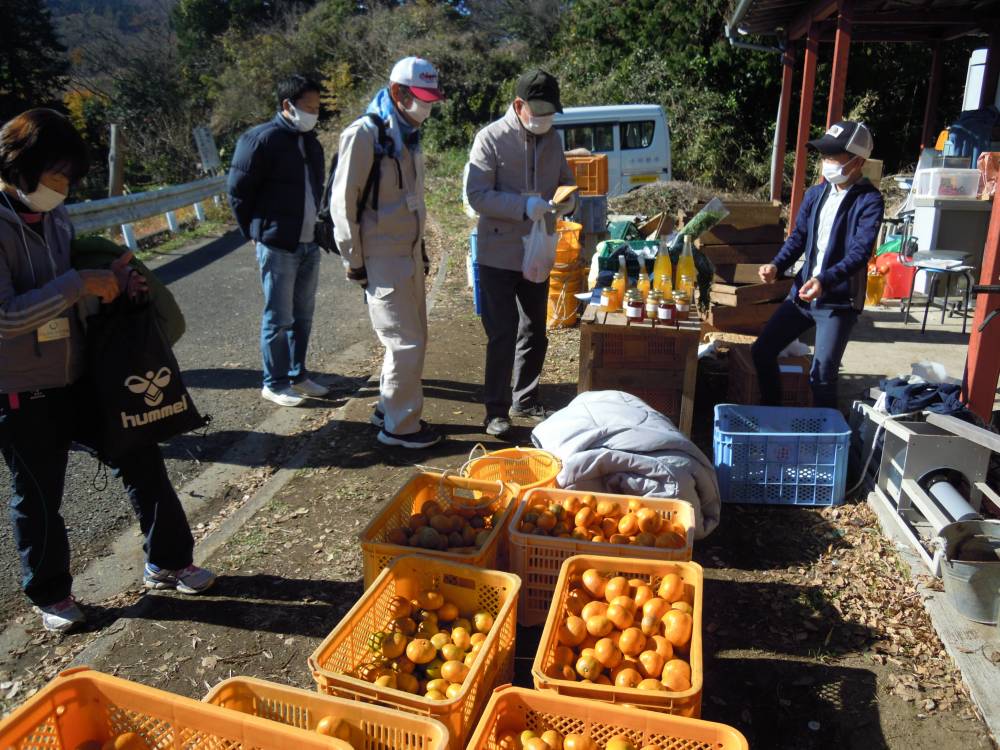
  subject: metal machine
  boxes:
[856,406,1000,574]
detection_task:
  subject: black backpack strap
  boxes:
[317,152,339,220]
[360,113,393,214]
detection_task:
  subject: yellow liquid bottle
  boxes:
[610,260,627,311]
[652,240,673,291]
[657,273,673,295]
[676,235,696,290]
[866,267,887,307]
[636,270,651,300]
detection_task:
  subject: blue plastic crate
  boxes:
[713,404,851,506]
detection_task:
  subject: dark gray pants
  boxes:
[751,299,859,409]
[478,264,549,419]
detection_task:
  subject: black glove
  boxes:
[346,265,368,288]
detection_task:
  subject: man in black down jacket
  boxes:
[227,75,329,407]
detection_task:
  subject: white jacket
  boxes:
[330,115,425,271]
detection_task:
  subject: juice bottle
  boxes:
[636,268,651,300]
[866,265,886,307]
[610,255,627,311]
[652,239,673,291]
[675,235,696,290]
[657,273,673,295]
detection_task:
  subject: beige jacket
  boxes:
[465,106,574,272]
[331,115,425,272]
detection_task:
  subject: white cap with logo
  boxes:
[390,57,444,103]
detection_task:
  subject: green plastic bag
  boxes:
[875,236,902,257]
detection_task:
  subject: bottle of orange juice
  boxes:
[610,255,627,310]
[652,239,673,292]
[676,235,696,290]
[657,273,673,295]
[636,265,651,300]
[865,263,886,307]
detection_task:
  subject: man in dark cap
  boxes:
[753,121,884,409]
[465,69,576,438]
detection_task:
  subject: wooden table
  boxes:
[577,305,702,435]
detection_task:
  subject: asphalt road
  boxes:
[0,230,372,621]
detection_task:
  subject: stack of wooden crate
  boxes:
[696,201,790,335]
[577,305,701,436]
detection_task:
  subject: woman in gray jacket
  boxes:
[0,109,214,633]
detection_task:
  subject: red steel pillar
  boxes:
[790,25,819,231]
[771,46,797,202]
[826,0,853,127]
[920,43,944,149]
[965,198,1000,422]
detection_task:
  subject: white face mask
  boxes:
[822,157,856,186]
[401,97,433,125]
[285,103,318,133]
[17,183,66,213]
[525,114,554,135]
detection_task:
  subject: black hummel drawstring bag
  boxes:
[86,297,208,461]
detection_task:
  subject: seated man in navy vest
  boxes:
[753,121,885,409]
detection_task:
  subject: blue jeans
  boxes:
[751,299,859,409]
[256,242,321,390]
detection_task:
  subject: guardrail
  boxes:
[66,175,227,249]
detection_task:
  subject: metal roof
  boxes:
[556,105,667,121]
[728,0,1000,41]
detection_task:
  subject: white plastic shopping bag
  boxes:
[522,218,557,283]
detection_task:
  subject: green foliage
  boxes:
[173,0,322,57]
[548,0,780,192]
[45,0,990,201]
[0,0,69,121]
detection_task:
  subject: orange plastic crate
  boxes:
[566,155,609,196]
[532,555,704,718]
[204,676,449,749]
[508,488,696,626]
[359,472,519,589]
[0,667,350,750]
[467,685,747,750]
[308,555,521,750]
[460,447,561,501]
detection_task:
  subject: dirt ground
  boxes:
[0,176,994,748]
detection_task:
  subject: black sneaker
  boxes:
[377,422,443,449]
[509,403,552,421]
[485,416,512,437]
[369,408,385,428]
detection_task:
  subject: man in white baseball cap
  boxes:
[390,57,445,104]
[330,56,445,449]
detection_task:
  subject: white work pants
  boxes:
[364,255,428,435]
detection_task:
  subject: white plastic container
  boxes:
[914,167,981,199]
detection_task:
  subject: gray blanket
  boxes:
[531,390,721,538]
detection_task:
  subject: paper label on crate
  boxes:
[779,364,804,374]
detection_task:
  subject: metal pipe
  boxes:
[926,478,982,527]
[725,0,760,43]
[725,33,785,53]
